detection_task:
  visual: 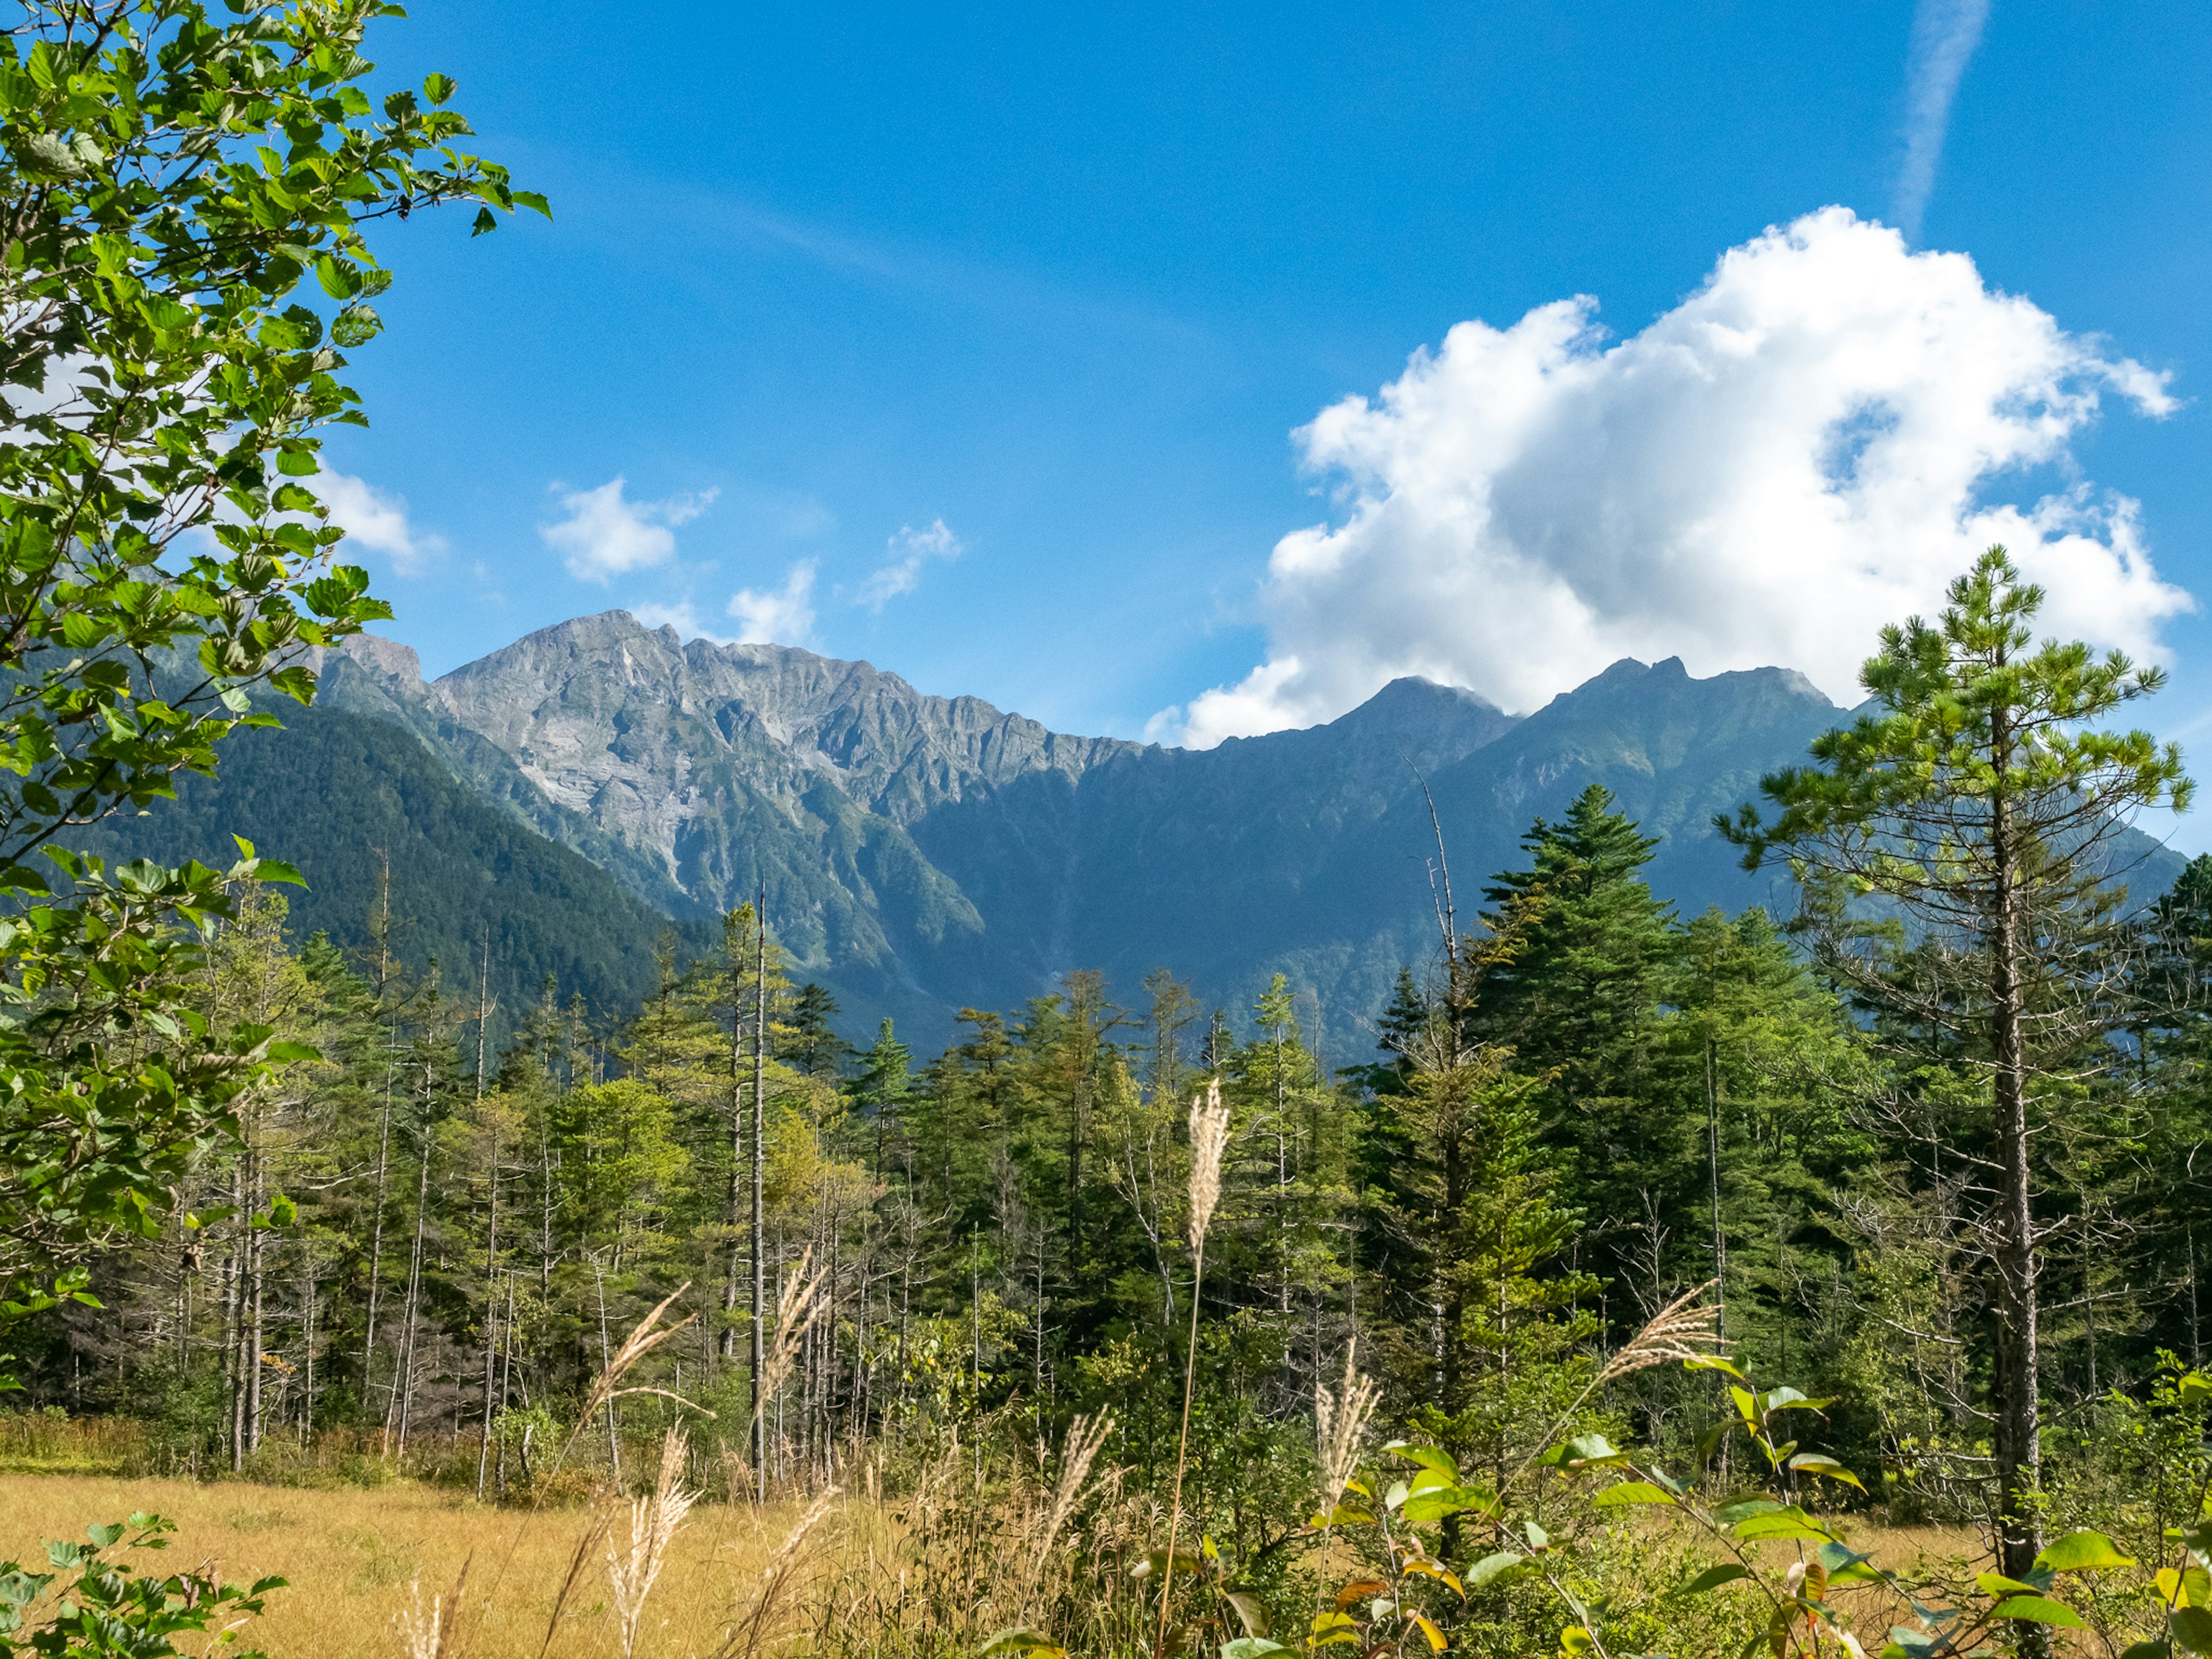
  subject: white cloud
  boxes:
[857,518,961,611]
[729,559,818,645]
[1155,207,2186,750]
[540,477,717,584]
[320,472,443,577]
[630,599,729,642]
[1895,0,1991,239]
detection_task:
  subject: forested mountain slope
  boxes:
[72,704,711,1051]
[107,613,2187,1052]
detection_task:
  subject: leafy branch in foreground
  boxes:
[0,1510,284,1658]
[1,0,546,866]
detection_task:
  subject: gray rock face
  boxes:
[308,611,1908,1051]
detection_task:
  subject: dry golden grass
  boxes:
[0,1472,841,1659]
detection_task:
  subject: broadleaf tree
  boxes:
[0,0,533,1312]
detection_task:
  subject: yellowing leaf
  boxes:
[1787,1453,1865,1490]
[1411,1612,1447,1652]
[1400,1558,1467,1599]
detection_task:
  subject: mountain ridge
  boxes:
[270,613,1922,1051]
[111,609,2179,1055]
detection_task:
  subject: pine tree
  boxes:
[1480,784,1677,1316]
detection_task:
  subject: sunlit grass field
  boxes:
[0,1471,840,1659]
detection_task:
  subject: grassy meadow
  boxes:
[0,1469,854,1659]
[0,1450,2002,1659]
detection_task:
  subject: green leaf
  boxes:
[1731,1506,1835,1544]
[1986,1595,2084,1628]
[1400,1486,1498,1525]
[2033,1532,2135,1574]
[314,255,363,298]
[1711,1497,1783,1524]
[1678,1565,1751,1596]
[1559,1432,1627,1467]
[423,72,457,104]
[1220,1643,1289,1659]
[1222,1589,1270,1639]
[1464,1552,1527,1590]
[1787,1453,1865,1490]
[2175,1606,2212,1655]
[1762,1388,1834,1412]
[1385,1442,1459,1481]
[1591,1481,1675,1508]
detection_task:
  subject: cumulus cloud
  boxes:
[320,472,443,577]
[857,518,961,610]
[1896,0,1992,239]
[540,477,717,584]
[729,559,818,645]
[1153,207,2186,751]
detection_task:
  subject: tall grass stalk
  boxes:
[395,1555,469,1659]
[607,1427,700,1659]
[708,1486,840,1659]
[1155,1078,1229,1659]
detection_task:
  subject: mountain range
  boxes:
[83,612,2186,1060]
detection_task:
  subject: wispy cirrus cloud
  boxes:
[857,518,961,611]
[1895,0,1992,240]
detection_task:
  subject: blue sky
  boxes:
[330,1,2211,808]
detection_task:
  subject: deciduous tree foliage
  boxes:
[0,0,533,1317]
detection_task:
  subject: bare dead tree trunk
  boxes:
[393,1071,434,1457]
[224,1154,245,1472]
[1987,721,2046,1635]
[246,1157,264,1455]
[724,913,745,1365]
[1707,1035,1726,1341]
[752,885,769,1501]
[362,856,398,1409]
[474,930,499,1499]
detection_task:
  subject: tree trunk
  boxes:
[362,862,397,1409]
[246,1171,264,1455]
[724,927,745,1365]
[393,1101,433,1456]
[1706,1036,1726,1340]
[476,931,499,1498]
[1988,713,2047,1653]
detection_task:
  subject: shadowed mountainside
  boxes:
[96,613,2188,1056]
